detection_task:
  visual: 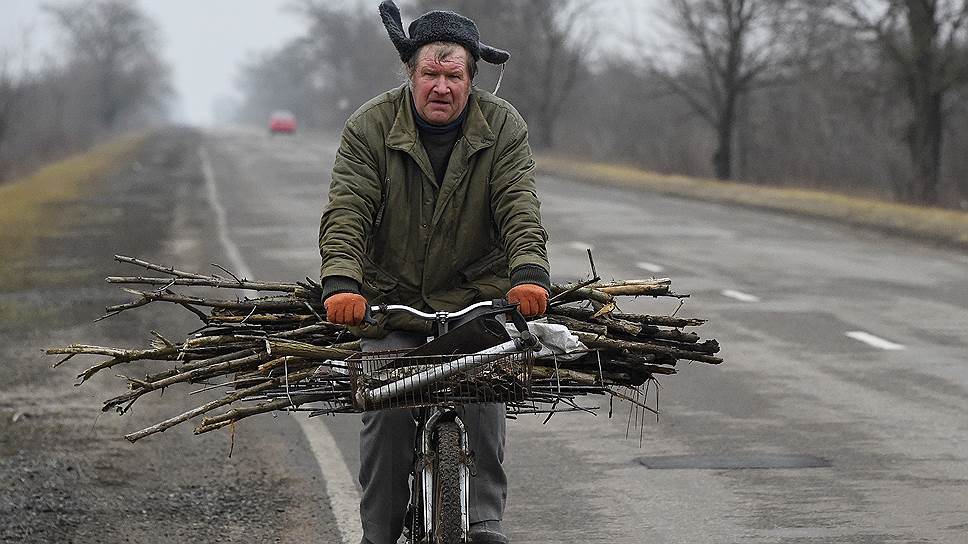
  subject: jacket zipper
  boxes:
[373,177,389,230]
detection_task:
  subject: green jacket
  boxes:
[319,85,549,336]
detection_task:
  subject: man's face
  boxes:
[410,47,472,125]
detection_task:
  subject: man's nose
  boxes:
[432,77,449,94]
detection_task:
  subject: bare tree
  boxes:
[235,1,401,130]
[837,0,968,204]
[44,0,171,132]
[650,0,796,180]
[298,1,401,119]
[0,54,23,177]
[235,41,320,128]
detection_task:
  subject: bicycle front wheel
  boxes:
[433,420,465,544]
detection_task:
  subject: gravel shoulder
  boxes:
[0,129,338,544]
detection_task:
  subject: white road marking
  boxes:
[294,414,364,542]
[200,147,258,296]
[199,146,362,544]
[845,331,906,351]
[721,289,761,303]
[567,241,594,251]
[636,262,665,273]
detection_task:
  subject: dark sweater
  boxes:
[413,99,466,186]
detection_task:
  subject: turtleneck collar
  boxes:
[411,92,469,135]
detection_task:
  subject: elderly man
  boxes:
[318,2,550,543]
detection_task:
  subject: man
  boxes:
[318,2,550,543]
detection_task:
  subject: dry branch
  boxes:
[47,256,723,440]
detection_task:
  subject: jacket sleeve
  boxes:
[319,118,384,285]
[489,120,550,281]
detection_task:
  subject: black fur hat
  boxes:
[379,0,510,65]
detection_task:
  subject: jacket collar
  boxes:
[387,86,495,156]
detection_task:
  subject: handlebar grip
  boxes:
[362,305,380,326]
[505,303,530,334]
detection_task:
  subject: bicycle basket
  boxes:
[349,347,536,411]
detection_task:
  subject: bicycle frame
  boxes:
[362,300,537,544]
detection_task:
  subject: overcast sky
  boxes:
[2,0,308,126]
[1,0,654,126]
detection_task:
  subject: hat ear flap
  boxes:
[480,43,510,65]
[379,0,412,62]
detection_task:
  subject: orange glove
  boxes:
[507,283,548,317]
[324,293,367,325]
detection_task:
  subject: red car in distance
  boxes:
[268,110,297,134]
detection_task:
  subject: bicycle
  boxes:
[352,299,539,544]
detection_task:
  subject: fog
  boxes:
[2,0,967,206]
[2,0,308,125]
[1,0,652,126]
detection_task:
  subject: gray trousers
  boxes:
[359,330,508,544]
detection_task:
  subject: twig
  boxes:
[106,275,299,292]
[548,276,601,305]
[124,368,316,442]
[210,262,245,284]
[114,255,212,280]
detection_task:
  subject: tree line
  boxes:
[0,0,170,182]
[236,0,968,208]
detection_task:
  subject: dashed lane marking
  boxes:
[845,331,905,351]
[567,241,594,251]
[200,146,362,544]
[636,262,665,273]
[721,289,761,303]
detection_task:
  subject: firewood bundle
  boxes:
[46,255,721,442]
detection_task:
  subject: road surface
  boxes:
[203,127,968,544]
[2,127,965,543]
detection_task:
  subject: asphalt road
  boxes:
[9,126,959,543]
[193,126,968,544]
[0,123,968,544]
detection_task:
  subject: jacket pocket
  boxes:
[459,246,508,282]
[361,253,399,293]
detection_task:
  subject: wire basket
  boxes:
[247,346,653,422]
[349,348,536,411]
[248,347,535,415]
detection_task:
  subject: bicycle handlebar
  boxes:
[365,299,536,349]
[367,300,498,322]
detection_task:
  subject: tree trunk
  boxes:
[535,113,556,149]
[714,93,737,180]
[906,91,943,205]
[902,0,944,205]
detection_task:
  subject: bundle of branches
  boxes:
[46,255,721,442]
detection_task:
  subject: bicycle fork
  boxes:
[413,408,472,543]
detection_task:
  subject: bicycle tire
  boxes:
[433,420,464,544]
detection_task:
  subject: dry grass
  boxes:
[0,135,146,287]
[536,156,968,249]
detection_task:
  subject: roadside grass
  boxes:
[536,156,968,250]
[0,135,146,290]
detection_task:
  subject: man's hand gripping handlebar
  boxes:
[324,293,538,349]
[365,299,539,350]
[323,292,368,325]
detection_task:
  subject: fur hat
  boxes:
[379,1,510,65]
